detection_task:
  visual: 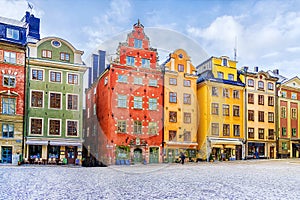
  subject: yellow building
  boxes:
[197,56,245,161]
[241,67,278,159]
[162,49,198,162]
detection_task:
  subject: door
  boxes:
[133,148,142,164]
[2,146,12,163]
[235,145,242,160]
[66,146,77,164]
[270,147,274,159]
[149,147,159,163]
[167,149,175,163]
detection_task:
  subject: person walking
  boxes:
[180,152,186,165]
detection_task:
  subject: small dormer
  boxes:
[221,56,229,67]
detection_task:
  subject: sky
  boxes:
[1,0,300,78]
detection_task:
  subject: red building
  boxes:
[92,21,163,165]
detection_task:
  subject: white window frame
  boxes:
[29,117,44,136]
[66,119,79,137]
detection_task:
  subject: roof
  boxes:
[0,16,27,28]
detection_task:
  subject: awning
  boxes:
[50,141,82,146]
[210,140,242,146]
[26,140,48,145]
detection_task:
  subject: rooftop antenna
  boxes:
[234,36,237,61]
[27,2,33,13]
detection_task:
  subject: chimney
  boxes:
[273,69,279,75]
[242,66,248,72]
[254,66,259,72]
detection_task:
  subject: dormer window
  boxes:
[134,39,142,48]
[222,58,228,66]
[6,28,19,40]
[178,64,184,72]
[42,50,52,58]
[217,72,224,79]
[60,52,70,61]
[228,74,234,81]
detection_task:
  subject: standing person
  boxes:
[180,152,186,165]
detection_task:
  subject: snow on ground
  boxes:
[0,159,300,200]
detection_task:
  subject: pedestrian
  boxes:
[180,152,186,165]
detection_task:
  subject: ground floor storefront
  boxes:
[277,139,300,158]
[0,141,22,164]
[24,139,83,165]
[246,141,276,159]
[163,142,198,163]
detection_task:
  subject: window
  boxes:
[118,75,127,83]
[184,112,191,124]
[183,93,191,104]
[134,39,142,48]
[169,111,177,122]
[258,95,264,105]
[223,104,230,116]
[248,128,254,139]
[142,59,150,68]
[169,131,176,141]
[292,108,297,119]
[282,127,286,136]
[68,74,78,85]
[126,56,135,66]
[67,121,78,136]
[4,51,16,64]
[2,98,15,114]
[2,124,14,138]
[268,82,274,90]
[148,122,157,135]
[134,77,143,85]
[292,128,297,137]
[49,93,61,109]
[281,91,287,98]
[49,119,60,135]
[281,107,286,118]
[233,106,240,117]
[42,50,52,58]
[248,79,254,87]
[258,129,264,139]
[268,96,274,106]
[117,121,126,133]
[118,95,127,108]
[6,28,19,40]
[67,94,78,110]
[183,131,191,142]
[248,110,254,121]
[31,91,43,107]
[32,69,43,81]
[218,72,224,79]
[178,64,184,72]
[184,80,191,87]
[149,98,157,110]
[258,111,264,122]
[211,123,219,136]
[223,88,229,98]
[268,112,274,123]
[234,125,240,136]
[233,90,239,99]
[134,96,142,109]
[60,52,70,61]
[169,78,177,85]
[228,74,234,81]
[268,129,274,140]
[134,121,142,134]
[93,104,96,115]
[212,87,218,96]
[211,103,219,115]
[30,118,42,135]
[258,81,264,90]
[248,93,254,104]
[149,79,157,87]
[292,93,297,100]
[223,124,230,136]
[3,75,16,87]
[222,58,228,66]
[169,92,177,103]
[282,142,288,150]
[50,71,61,82]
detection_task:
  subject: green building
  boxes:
[24,37,86,164]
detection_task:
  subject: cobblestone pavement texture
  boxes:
[0,159,300,200]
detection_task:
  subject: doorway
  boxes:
[66,146,77,164]
[133,148,142,164]
[1,146,12,163]
[270,146,275,159]
[235,145,242,160]
[149,147,159,163]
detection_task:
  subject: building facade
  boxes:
[162,49,198,162]
[92,21,164,165]
[25,37,86,164]
[0,12,39,164]
[277,76,300,158]
[197,56,245,161]
[242,67,278,159]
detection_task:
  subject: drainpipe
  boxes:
[23,45,30,160]
[244,70,248,160]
